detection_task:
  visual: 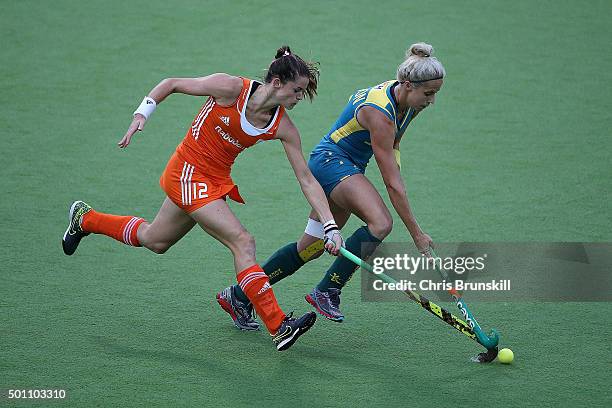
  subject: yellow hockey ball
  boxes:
[498,348,514,364]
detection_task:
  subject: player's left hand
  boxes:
[413,232,433,254]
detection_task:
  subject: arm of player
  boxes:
[276,116,344,255]
[118,73,243,148]
[392,110,419,169]
[358,106,432,253]
[393,138,402,169]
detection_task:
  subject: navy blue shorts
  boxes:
[308,149,365,196]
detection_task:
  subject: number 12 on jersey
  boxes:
[194,182,208,199]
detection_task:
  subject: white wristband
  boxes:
[323,220,339,234]
[133,96,157,119]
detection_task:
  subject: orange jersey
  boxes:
[160,151,245,213]
[160,77,285,213]
[176,77,286,182]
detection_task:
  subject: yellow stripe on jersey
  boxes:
[394,148,401,169]
[330,117,363,143]
[363,81,395,119]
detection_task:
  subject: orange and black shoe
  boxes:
[272,311,317,351]
[62,201,92,255]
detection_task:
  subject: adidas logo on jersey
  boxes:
[219,116,230,126]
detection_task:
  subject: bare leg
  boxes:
[137,197,197,254]
[190,199,300,337]
[329,174,393,240]
[307,174,393,294]
[188,199,256,273]
[309,174,392,302]
[296,172,393,262]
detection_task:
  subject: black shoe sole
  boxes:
[62,232,86,256]
[277,312,317,352]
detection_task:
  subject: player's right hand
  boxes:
[323,222,344,256]
[413,231,433,255]
[118,114,146,148]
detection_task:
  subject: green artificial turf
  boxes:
[1,1,611,406]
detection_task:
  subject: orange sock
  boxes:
[237,264,286,334]
[81,210,145,247]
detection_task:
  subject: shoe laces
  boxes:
[234,297,255,321]
[328,288,341,308]
[272,311,295,337]
[73,205,90,233]
[246,302,257,321]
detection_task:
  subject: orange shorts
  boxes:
[160,151,245,213]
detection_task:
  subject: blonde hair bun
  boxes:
[407,42,434,58]
[397,41,445,84]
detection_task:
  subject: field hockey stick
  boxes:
[427,247,500,350]
[340,246,499,362]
